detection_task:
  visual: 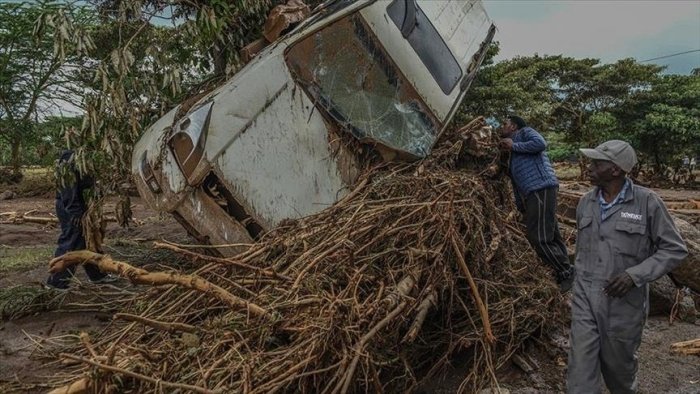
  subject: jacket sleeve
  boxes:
[625,193,688,287]
[511,128,546,154]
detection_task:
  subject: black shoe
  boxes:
[558,275,574,293]
[91,274,119,284]
[557,267,575,293]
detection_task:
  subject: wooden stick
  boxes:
[59,353,219,394]
[403,289,437,343]
[49,250,267,318]
[451,234,496,344]
[114,313,197,333]
[292,241,348,289]
[21,215,59,224]
[153,241,289,280]
[335,301,408,394]
[79,332,98,359]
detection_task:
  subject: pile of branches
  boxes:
[48,118,563,393]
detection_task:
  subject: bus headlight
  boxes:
[139,151,161,193]
[168,101,214,183]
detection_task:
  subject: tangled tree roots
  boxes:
[50,118,563,393]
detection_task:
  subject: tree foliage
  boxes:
[4,2,697,188]
[0,0,96,172]
[459,44,699,179]
[70,0,325,191]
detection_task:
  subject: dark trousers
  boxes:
[46,200,105,289]
[524,187,573,281]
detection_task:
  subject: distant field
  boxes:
[0,166,54,197]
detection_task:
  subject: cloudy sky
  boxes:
[483,0,700,74]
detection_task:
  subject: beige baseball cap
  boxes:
[579,140,638,173]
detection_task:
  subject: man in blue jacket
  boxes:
[45,150,110,289]
[500,115,574,291]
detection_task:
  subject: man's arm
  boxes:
[625,193,688,287]
[511,128,547,154]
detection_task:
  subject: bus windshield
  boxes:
[285,14,440,158]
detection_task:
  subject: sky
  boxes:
[483,0,700,74]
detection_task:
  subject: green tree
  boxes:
[0,0,96,173]
[458,48,563,130]
[551,58,662,149]
[619,73,700,174]
[458,52,693,179]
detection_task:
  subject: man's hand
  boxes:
[499,138,513,151]
[604,273,635,297]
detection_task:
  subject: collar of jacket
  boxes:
[587,177,635,203]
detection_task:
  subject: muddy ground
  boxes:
[1,190,698,393]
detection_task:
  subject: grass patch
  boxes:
[0,245,54,273]
[554,163,581,181]
[0,166,54,197]
[0,285,65,320]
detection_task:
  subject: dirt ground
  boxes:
[1,191,698,393]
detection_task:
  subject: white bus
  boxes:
[132,0,495,255]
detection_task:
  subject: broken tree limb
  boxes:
[49,250,267,318]
[670,338,700,356]
[0,212,119,225]
[335,301,408,394]
[59,353,218,394]
[403,289,437,343]
[153,241,290,281]
[382,267,420,310]
[114,313,198,333]
[79,332,98,359]
[451,234,496,344]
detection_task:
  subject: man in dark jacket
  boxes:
[45,150,109,289]
[500,115,574,290]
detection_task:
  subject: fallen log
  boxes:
[47,377,90,394]
[670,218,700,294]
[648,275,696,322]
[670,338,700,356]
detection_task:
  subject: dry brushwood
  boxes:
[48,118,563,393]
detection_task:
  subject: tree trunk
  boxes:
[10,136,21,174]
[211,42,228,77]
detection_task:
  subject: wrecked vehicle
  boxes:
[131,0,495,255]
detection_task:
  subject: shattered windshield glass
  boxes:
[285,14,439,158]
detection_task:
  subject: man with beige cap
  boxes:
[567,140,687,393]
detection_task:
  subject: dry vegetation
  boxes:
[43,119,565,393]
